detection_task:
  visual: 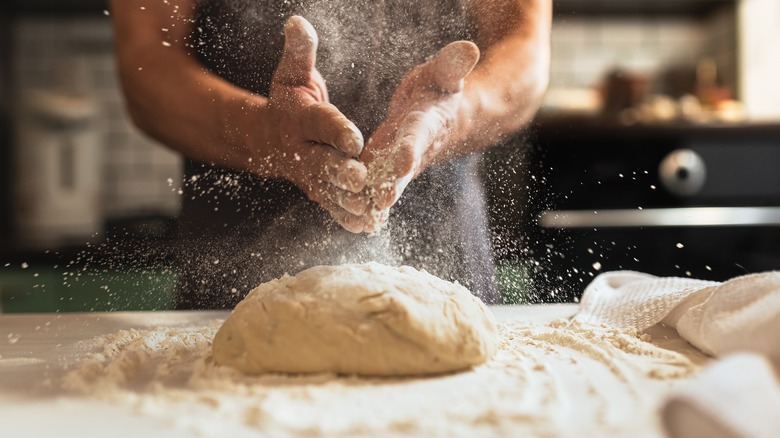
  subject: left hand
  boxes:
[356,41,480,233]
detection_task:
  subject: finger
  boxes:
[392,110,442,174]
[373,172,414,211]
[318,197,366,233]
[308,144,370,212]
[274,16,318,85]
[342,215,369,234]
[375,208,390,230]
[360,207,389,234]
[300,103,364,156]
[342,191,370,216]
[372,112,440,210]
[430,40,480,93]
[301,179,365,232]
[322,149,367,193]
[328,189,370,216]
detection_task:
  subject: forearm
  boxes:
[450,0,551,155]
[119,48,273,172]
[110,0,274,174]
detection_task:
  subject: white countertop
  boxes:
[0,305,578,389]
[0,305,704,437]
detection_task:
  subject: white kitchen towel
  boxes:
[662,353,780,438]
[574,271,780,363]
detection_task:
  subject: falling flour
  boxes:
[58,318,699,437]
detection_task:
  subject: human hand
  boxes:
[255,16,370,232]
[357,41,480,233]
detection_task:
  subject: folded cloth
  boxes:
[575,271,780,438]
[574,271,780,364]
[662,353,780,438]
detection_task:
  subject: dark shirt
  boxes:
[175,0,499,309]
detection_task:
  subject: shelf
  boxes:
[534,114,780,140]
[553,0,735,18]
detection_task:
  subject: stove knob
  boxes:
[659,149,706,196]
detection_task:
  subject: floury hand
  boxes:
[354,41,481,233]
[252,16,371,232]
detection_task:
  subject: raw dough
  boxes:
[212,262,498,376]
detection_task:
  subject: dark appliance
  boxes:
[520,117,780,301]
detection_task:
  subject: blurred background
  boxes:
[1,0,779,311]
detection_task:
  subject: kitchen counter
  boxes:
[1,310,227,438]
[0,305,708,437]
[534,114,780,140]
[0,306,577,390]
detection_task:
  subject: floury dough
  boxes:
[212,262,498,376]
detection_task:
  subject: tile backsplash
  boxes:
[550,7,736,96]
[12,17,182,220]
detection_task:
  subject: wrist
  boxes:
[221,93,277,176]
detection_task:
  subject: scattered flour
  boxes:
[0,357,45,366]
[58,318,699,437]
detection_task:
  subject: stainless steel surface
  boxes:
[539,206,780,228]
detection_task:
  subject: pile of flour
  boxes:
[58,318,700,437]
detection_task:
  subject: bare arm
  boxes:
[109,3,369,230]
[109,0,260,171]
[456,0,552,152]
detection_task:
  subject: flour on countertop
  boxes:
[59,319,699,437]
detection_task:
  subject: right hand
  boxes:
[254,16,370,232]
[356,41,481,233]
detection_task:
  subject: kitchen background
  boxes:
[1,0,779,311]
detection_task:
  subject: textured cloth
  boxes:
[575,270,780,362]
[662,353,780,438]
[575,271,718,331]
[577,271,780,438]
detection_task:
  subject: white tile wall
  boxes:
[738,0,780,120]
[702,6,738,95]
[550,12,735,94]
[12,17,182,219]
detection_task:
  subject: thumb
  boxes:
[274,16,319,85]
[429,41,480,93]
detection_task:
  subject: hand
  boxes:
[357,41,480,233]
[253,16,370,232]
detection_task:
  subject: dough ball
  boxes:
[212,262,498,376]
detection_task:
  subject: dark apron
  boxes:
[175,0,499,309]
